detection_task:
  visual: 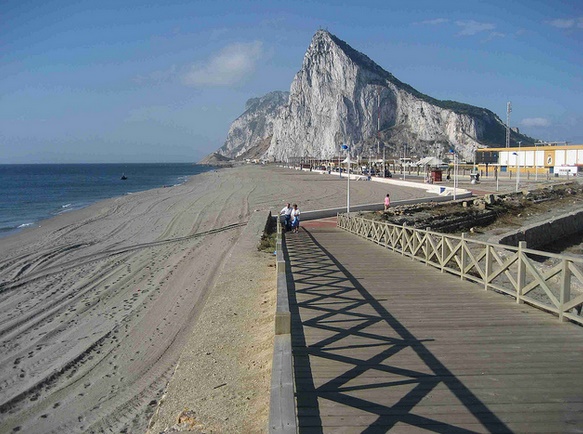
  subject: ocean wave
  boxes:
[18,222,35,228]
[175,176,190,185]
[57,207,75,215]
[56,202,86,215]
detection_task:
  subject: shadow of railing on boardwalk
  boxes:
[285,227,513,433]
[285,232,324,433]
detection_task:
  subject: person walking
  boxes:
[280,203,292,231]
[384,193,391,211]
[290,204,301,233]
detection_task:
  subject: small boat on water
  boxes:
[121,174,128,180]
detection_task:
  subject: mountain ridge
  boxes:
[208,30,534,163]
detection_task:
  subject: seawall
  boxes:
[493,209,583,250]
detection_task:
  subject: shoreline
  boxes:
[0,163,215,239]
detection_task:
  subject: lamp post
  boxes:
[512,152,520,192]
[453,152,457,200]
[402,144,407,181]
[448,149,457,200]
[342,144,350,212]
[515,141,522,192]
[535,142,539,182]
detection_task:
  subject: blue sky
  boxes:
[1,0,581,163]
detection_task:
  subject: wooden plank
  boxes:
[285,226,583,433]
[296,401,583,417]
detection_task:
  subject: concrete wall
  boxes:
[269,216,297,433]
[494,209,583,249]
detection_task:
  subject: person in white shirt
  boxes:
[290,204,301,233]
[280,203,292,231]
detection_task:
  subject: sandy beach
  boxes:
[0,165,431,434]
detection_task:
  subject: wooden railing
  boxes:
[337,213,583,326]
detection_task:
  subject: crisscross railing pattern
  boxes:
[338,213,583,326]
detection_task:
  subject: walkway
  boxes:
[284,220,583,433]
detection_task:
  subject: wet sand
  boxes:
[0,165,430,433]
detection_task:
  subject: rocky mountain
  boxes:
[213,30,532,163]
[214,91,289,160]
[198,152,233,166]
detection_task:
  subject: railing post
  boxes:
[411,227,418,258]
[425,227,431,265]
[389,222,396,252]
[440,233,445,273]
[516,241,527,304]
[401,223,407,256]
[484,245,492,291]
[559,258,571,322]
[460,233,467,280]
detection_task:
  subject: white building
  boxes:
[476,144,583,175]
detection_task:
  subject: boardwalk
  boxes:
[284,220,583,434]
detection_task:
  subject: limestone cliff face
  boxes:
[216,91,289,159]
[218,30,530,162]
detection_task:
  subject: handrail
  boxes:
[268,214,298,433]
[337,213,583,326]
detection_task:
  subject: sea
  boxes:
[0,163,216,237]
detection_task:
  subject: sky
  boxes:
[1,0,581,163]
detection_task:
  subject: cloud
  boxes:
[521,117,551,128]
[548,17,583,29]
[455,20,496,36]
[481,31,506,42]
[182,41,263,87]
[417,18,449,25]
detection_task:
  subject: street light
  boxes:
[515,141,522,192]
[402,143,407,181]
[512,151,520,192]
[448,149,458,200]
[535,141,540,181]
[453,152,458,200]
[341,144,350,212]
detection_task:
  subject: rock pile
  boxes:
[366,182,583,234]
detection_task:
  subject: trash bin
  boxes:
[431,169,442,182]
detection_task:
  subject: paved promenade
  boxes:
[284,219,583,433]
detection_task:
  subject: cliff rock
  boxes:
[198,152,233,166]
[218,30,532,162]
[216,91,289,160]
